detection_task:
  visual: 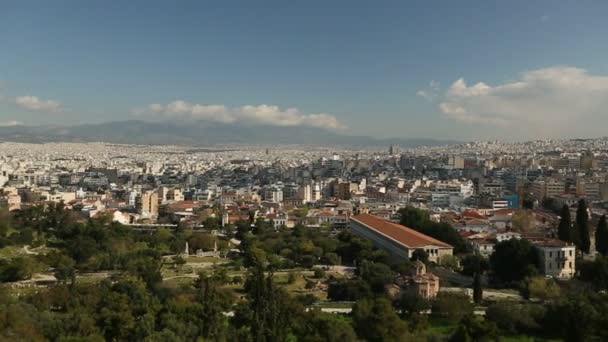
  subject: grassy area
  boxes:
[426,318,457,336]
[0,246,24,258]
[163,276,196,286]
[279,274,327,300]
[185,256,226,263]
[314,301,354,309]
[76,273,113,284]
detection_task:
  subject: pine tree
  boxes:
[557,205,572,242]
[576,199,591,254]
[596,215,608,256]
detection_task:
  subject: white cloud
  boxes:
[438,66,608,137]
[136,101,346,129]
[0,120,22,127]
[15,95,62,112]
[416,80,441,101]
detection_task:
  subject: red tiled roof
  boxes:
[459,231,477,238]
[462,209,486,219]
[351,214,452,249]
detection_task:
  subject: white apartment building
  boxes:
[263,186,283,203]
[534,240,576,279]
[431,180,474,198]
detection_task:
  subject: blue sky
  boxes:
[1,0,608,140]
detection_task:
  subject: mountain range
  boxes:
[0,120,460,147]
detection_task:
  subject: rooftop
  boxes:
[351,214,452,249]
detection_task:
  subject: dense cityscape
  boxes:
[3,1,608,341]
[2,137,608,340]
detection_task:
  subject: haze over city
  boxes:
[2,1,608,141]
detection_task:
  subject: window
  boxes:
[549,251,552,257]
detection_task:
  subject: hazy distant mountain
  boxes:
[0,120,460,147]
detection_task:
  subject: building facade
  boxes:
[349,214,453,263]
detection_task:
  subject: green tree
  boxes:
[576,199,591,254]
[358,261,394,294]
[53,255,76,284]
[398,207,468,253]
[321,252,339,265]
[578,256,608,290]
[234,262,300,341]
[489,239,538,285]
[0,302,46,341]
[461,254,489,277]
[294,310,357,342]
[253,218,272,235]
[203,216,221,230]
[195,272,231,340]
[545,295,597,342]
[396,290,430,318]
[399,206,429,228]
[97,278,159,341]
[411,249,429,263]
[0,257,34,282]
[473,271,483,304]
[449,315,499,342]
[312,267,326,278]
[431,292,474,322]
[525,276,560,302]
[485,302,543,336]
[557,205,573,243]
[352,297,409,342]
[596,215,608,256]
[188,233,217,252]
[0,208,12,237]
[336,231,373,265]
[327,278,372,301]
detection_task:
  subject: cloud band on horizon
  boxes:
[438,66,608,137]
[133,101,346,130]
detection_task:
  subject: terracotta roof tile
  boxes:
[351,214,452,249]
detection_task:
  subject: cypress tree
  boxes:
[557,205,572,242]
[472,256,483,304]
[473,271,483,304]
[576,199,591,254]
[596,215,608,256]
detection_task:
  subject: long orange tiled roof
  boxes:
[351,214,452,248]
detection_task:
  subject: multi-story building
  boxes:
[263,186,283,203]
[335,181,358,200]
[576,178,601,200]
[534,240,576,279]
[167,188,184,202]
[531,179,565,200]
[350,214,453,263]
[136,190,158,218]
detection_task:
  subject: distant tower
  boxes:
[389,145,396,155]
[184,242,189,257]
